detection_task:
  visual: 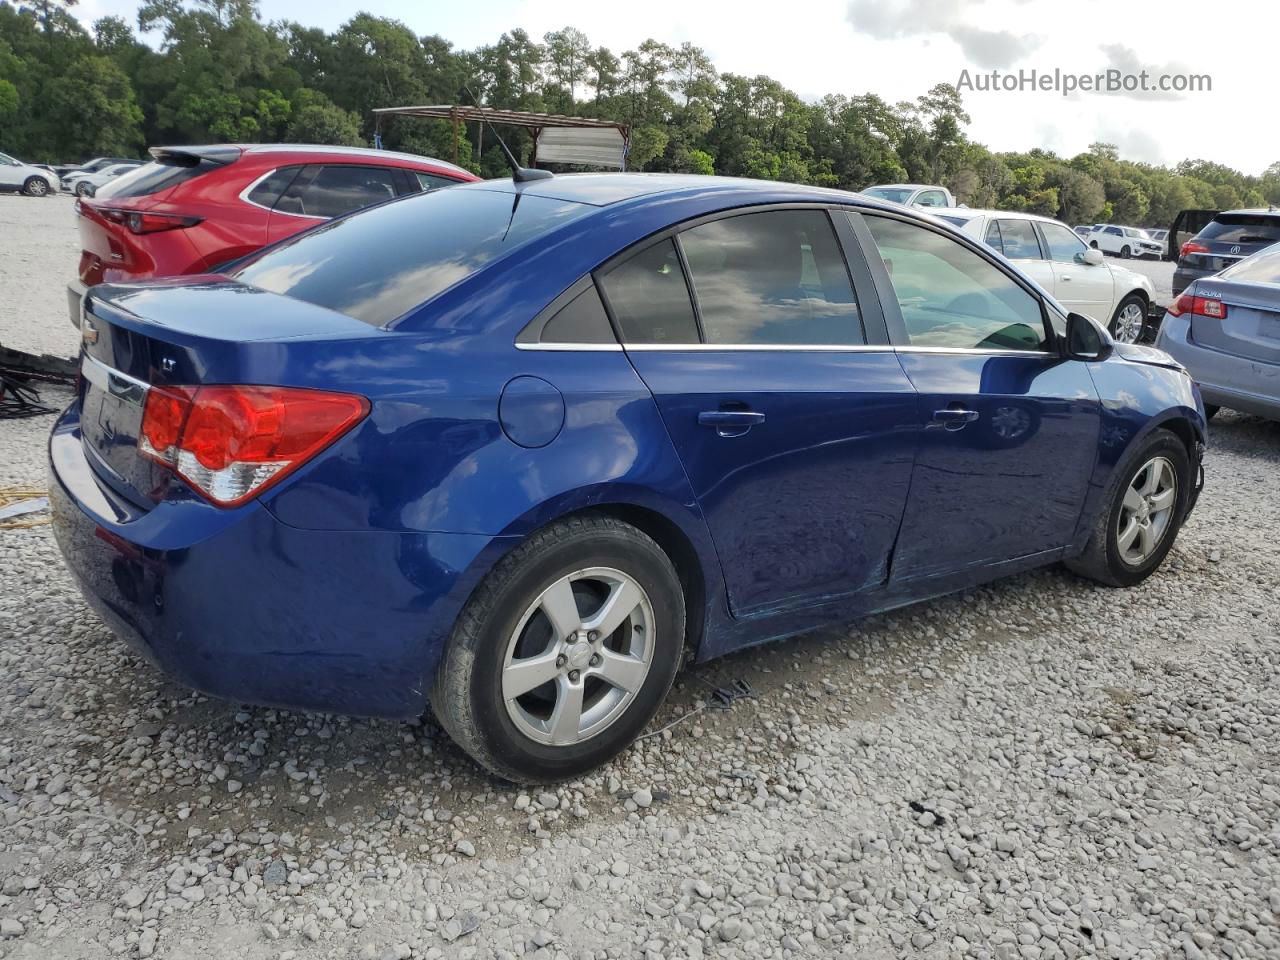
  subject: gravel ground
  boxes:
[1118,258,1175,306]
[0,194,82,360]
[2,202,1280,960]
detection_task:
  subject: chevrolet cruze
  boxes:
[50,174,1207,782]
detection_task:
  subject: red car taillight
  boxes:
[139,385,369,507]
[1179,240,1209,258]
[96,208,202,234]
[1167,293,1228,320]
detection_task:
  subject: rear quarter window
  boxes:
[231,187,590,327]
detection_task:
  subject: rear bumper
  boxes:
[1155,312,1280,420]
[49,402,506,719]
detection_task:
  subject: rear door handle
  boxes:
[932,407,980,430]
[698,409,765,437]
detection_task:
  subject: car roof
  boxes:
[1215,207,1280,218]
[240,144,470,175]
[864,183,939,191]
[927,207,1067,227]
[463,172,898,209]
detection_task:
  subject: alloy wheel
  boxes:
[501,567,655,746]
[1116,456,1177,565]
[1113,302,1145,344]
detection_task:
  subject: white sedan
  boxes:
[61,162,142,197]
[934,208,1156,343]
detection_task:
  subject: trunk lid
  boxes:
[1190,277,1280,364]
[77,278,377,506]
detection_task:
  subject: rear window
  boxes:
[1220,243,1280,285]
[1198,214,1280,245]
[231,186,590,327]
[97,156,224,200]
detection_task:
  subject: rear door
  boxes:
[599,207,920,616]
[855,210,1101,581]
[1036,220,1114,320]
[984,218,1056,295]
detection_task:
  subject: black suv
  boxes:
[1173,208,1280,295]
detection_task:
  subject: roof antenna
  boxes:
[462,82,552,183]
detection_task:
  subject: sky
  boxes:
[71,0,1275,176]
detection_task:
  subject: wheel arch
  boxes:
[451,487,726,667]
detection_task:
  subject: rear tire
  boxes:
[1065,429,1191,588]
[431,516,685,783]
[22,177,49,197]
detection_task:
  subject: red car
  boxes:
[68,144,478,325]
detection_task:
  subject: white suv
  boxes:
[1087,224,1163,260]
[933,208,1156,343]
[0,152,59,197]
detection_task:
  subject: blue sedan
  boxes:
[49,174,1207,781]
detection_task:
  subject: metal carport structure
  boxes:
[372,105,631,170]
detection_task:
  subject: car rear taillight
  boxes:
[1167,293,1228,320]
[139,385,369,507]
[1179,241,1209,258]
[124,212,203,235]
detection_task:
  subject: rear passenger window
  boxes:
[275,165,399,219]
[995,219,1042,260]
[864,215,1048,352]
[246,167,301,209]
[679,210,863,346]
[598,239,699,344]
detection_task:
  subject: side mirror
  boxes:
[1065,312,1111,361]
[1079,248,1104,266]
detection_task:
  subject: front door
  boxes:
[856,211,1101,582]
[597,208,920,615]
[1036,220,1114,322]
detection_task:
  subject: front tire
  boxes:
[1065,429,1191,587]
[1109,294,1148,344]
[1120,244,1132,259]
[431,516,685,783]
[22,177,49,197]
[74,181,93,197]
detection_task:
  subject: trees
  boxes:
[0,0,1267,210]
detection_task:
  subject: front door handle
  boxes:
[932,407,980,430]
[698,409,765,437]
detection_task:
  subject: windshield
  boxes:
[863,187,914,204]
[232,186,591,327]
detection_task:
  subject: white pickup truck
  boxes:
[861,183,956,209]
